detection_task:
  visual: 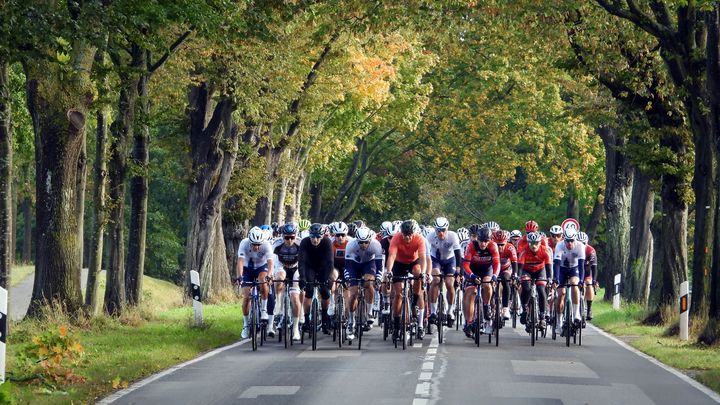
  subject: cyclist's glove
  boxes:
[491,275,497,282]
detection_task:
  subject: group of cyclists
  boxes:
[234,216,598,348]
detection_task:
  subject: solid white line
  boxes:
[589,324,720,403]
[97,338,250,404]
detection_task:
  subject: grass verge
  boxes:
[10,265,34,287]
[592,290,720,394]
[5,277,242,405]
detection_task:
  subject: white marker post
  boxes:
[190,270,203,327]
[0,286,7,384]
[613,274,621,310]
[679,281,689,341]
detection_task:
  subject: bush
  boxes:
[14,325,86,387]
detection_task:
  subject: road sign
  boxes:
[561,218,580,233]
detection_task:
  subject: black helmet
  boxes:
[309,223,324,237]
[478,227,492,242]
[401,220,417,236]
[469,224,480,235]
[282,223,298,236]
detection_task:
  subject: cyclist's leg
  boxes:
[241,267,258,323]
[557,266,566,322]
[271,269,286,333]
[346,273,360,333]
[302,269,317,328]
[329,268,339,315]
[429,258,442,319]
[444,268,456,317]
[584,270,595,319]
[411,261,425,328]
[257,268,269,319]
[500,270,512,316]
[534,270,548,325]
[570,273,581,322]
[362,264,376,324]
[288,268,302,339]
[463,282,477,334]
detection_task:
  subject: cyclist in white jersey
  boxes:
[343,227,383,340]
[427,217,463,327]
[236,227,275,339]
[552,228,586,330]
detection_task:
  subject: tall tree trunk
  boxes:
[21,197,32,263]
[126,71,149,306]
[105,45,144,315]
[76,127,87,269]
[252,146,281,226]
[0,60,12,296]
[309,180,322,223]
[85,50,110,313]
[186,83,237,301]
[274,177,288,225]
[599,126,633,301]
[10,182,15,265]
[25,43,96,316]
[585,187,604,243]
[707,3,720,320]
[286,169,305,223]
[566,184,580,219]
[628,168,654,305]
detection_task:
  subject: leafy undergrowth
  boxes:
[591,291,720,394]
[6,277,243,405]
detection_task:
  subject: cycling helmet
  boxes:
[526,232,541,243]
[298,219,311,231]
[309,223,324,237]
[281,223,298,236]
[479,223,489,229]
[433,217,449,230]
[355,227,372,242]
[510,229,522,238]
[478,227,492,242]
[420,225,432,238]
[492,230,509,244]
[271,221,279,231]
[577,231,589,244]
[539,231,546,238]
[563,227,577,241]
[380,221,394,237]
[331,221,349,235]
[457,227,469,241]
[487,221,500,231]
[248,226,265,244]
[549,225,563,236]
[469,224,480,235]
[347,222,358,237]
[525,220,539,233]
[401,220,417,236]
[353,220,365,229]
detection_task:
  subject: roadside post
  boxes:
[613,274,621,310]
[190,270,203,327]
[680,281,689,341]
[0,286,7,384]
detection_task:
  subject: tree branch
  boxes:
[594,0,677,48]
[148,27,194,73]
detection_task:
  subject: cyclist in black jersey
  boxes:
[299,223,334,334]
[273,223,302,340]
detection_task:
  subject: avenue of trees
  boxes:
[0,1,719,343]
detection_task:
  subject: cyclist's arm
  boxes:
[266,257,274,278]
[236,256,244,280]
[577,259,585,281]
[453,248,462,268]
[545,263,553,281]
[374,258,383,277]
[553,259,560,283]
[491,244,500,276]
[298,245,307,283]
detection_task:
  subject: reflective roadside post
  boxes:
[613,274,621,310]
[680,281,689,341]
[190,270,203,327]
[0,286,6,384]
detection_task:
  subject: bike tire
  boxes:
[455,288,461,331]
[579,297,584,346]
[401,296,407,350]
[529,295,536,347]
[251,302,258,351]
[475,298,480,347]
[494,287,500,347]
[551,290,557,340]
[565,295,571,347]
[312,299,318,351]
[357,288,364,350]
[438,291,445,344]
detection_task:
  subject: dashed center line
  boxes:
[414,330,441,404]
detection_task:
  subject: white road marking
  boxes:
[511,360,599,379]
[419,372,432,381]
[238,385,300,399]
[589,324,720,403]
[415,382,431,396]
[421,361,434,371]
[412,399,429,405]
[97,339,250,404]
[426,348,437,355]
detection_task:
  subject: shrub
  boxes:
[14,325,86,387]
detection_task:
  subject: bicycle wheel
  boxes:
[283,293,289,348]
[251,300,258,351]
[357,287,365,350]
[565,293,571,347]
[529,293,536,347]
[312,299,318,351]
[579,297,584,346]
[438,288,445,344]
[259,299,266,347]
[494,287,500,347]
[401,295,408,350]
[511,284,518,329]
[551,289,557,341]
[454,288,462,331]
[474,297,481,347]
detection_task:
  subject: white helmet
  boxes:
[380,221,394,237]
[486,221,500,231]
[420,226,432,238]
[577,231,589,244]
[330,221,349,235]
[563,227,577,241]
[457,227,469,242]
[433,217,449,230]
[248,226,265,244]
[510,230,522,238]
[549,225,563,236]
[355,227,372,242]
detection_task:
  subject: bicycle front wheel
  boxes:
[312,299,318,351]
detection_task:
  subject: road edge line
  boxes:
[589,324,720,403]
[97,338,250,404]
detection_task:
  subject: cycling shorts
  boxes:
[242,265,268,286]
[558,266,580,284]
[431,257,456,275]
[344,261,377,286]
[392,259,421,282]
[520,269,547,286]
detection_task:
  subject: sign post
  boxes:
[190,270,203,327]
[680,281,689,341]
[613,274,621,310]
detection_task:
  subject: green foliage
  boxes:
[14,325,86,387]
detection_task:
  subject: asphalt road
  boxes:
[101,317,719,405]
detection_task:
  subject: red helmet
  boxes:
[525,220,539,233]
[492,230,509,243]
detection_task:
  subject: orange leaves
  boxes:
[15,324,87,386]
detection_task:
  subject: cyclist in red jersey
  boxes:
[517,232,553,330]
[493,230,518,320]
[386,220,427,341]
[577,231,598,320]
[462,227,500,336]
[517,220,548,254]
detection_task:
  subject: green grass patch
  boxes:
[10,265,34,287]
[6,276,243,404]
[592,290,720,394]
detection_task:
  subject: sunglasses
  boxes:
[335,234,346,237]
[435,228,447,232]
[284,235,296,240]
[358,241,370,245]
[310,235,322,239]
[564,239,575,243]
[529,241,540,246]
[251,243,262,247]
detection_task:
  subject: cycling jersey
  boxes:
[389,233,426,264]
[518,246,552,273]
[345,239,384,282]
[298,237,333,299]
[273,239,300,269]
[462,240,500,277]
[497,243,518,272]
[584,243,597,280]
[553,240,586,268]
[237,239,273,269]
[332,236,353,271]
[426,230,462,262]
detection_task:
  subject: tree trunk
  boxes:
[186,83,237,301]
[309,180,322,222]
[0,60,12,293]
[126,71,149,306]
[274,177,288,225]
[76,126,87,269]
[628,168,654,305]
[105,45,144,315]
[85,49,110,313]
[598,126,633,301]
[10,181,15,266]
[286,169,305,223]
[566,184,580,220]
[708,3,720,320]
[585,187,604,243]
[659,174,688,309]
[25,44,95,316]
[252,146,281,226]
[22,197,32,263]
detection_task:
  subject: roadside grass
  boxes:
[9,265,34,287]
[6,276,243,405]
[591,289,720,394]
